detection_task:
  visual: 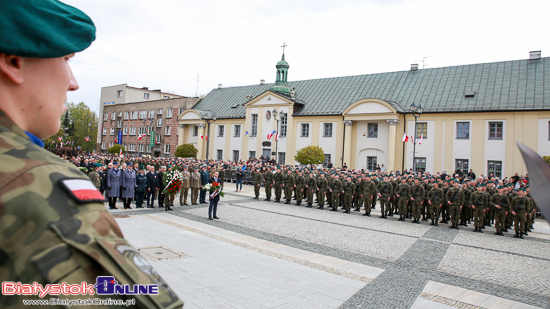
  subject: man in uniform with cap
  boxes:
[135,165,147,208]
[363,174,376,216]
[88,163,102,189]
[470,184,488,232]
[274,167,284,202]
[295,169,306,205]
[199,164,209,204]
[179,165,191,206]
[305,172,317,207]
[0,1,183,307]
[317,172,328,209]
[329,175,343,211]
[446,180,464,229]
[190,166,201,204]
[264,166,274,201]
[284,169,295,204]
[253,167,263,199]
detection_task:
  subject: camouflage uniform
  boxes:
[446,186,464,228]
[253,170,263,199]
[395,181,410,220]
[329,178,342,210]
[342,180,355,213]
[305,176,317,207]
[427,185,444,225]
[295,173,305,205]
[274,171,284,202]
[0,111,182,308]
[264,170,274,201]
[88,170,101,189]
[363,178,376,215]
[283,172,295,203]
[317,176,328,208]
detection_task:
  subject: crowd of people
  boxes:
[51,148,538,239]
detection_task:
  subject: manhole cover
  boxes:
[138,246,190,261]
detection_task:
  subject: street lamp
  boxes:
[272,109,284,164]
[410,102,423,173]
[205,114,216,160]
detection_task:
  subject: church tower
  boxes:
[270,44,292,96]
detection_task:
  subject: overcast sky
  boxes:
[64,0,549,114]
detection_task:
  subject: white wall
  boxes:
[452,120,472,171]
[355,121,388,170]
[406,120,435,173]
[296,122,312,156]
[214,124,225,159]
[187,125,198,145]
[484,120,506,177]
[319,121,337,166]
[276,106,290,157]
[230,124,243,161]
[248,107,259,157]
[538,119,550,156]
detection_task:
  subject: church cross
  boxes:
[281,43,287,54]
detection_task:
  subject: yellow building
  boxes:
[178,51,550,177]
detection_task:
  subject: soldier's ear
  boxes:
[0,54,24,84]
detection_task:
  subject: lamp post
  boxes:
[272,109,284,164]
[205,114,216,160]
[409,102,424,173]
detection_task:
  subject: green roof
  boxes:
[192,57,550,118]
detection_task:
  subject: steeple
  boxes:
[270,43,291,96]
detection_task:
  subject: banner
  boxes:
[117,131,122,145]
[150,131,155,148]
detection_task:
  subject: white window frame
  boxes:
[123,127,128,135]
[123,111,129,120]
[138,144,145,152]
[301,123,309,137]
[368,123,378,138]
[193,125,198,136]
[149,110,155,118]
[251,114,258,136]
[131,111,138,120]
[234,125,241,137]
[109,142,114,148]
[102,128,107,135]
[323,123,333,137]
[111,112,116,121]
[129,127,137,135]
[488,122,503,140]
[165,126,171,135]
[144,93,150,99]
[457,122,470,139]
[218,125,224,137]
[103,113,108,121]
[280,113,288,137]
[158,109,163,115]
[117,90,123,97]
[217,149,223,161]
[101,142,106,149]
[139,110,146,119]
[117,120,121,128]
[157,118,163,127]
[164,144,170,154]
[166,109,173,118]
[110,128,115,135]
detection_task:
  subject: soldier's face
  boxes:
[7,54,79,139]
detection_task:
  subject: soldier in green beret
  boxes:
[253,167,263,199]
[264,166,274,201]
[88,163,102,189]
[274,167,284,202]
[283,169,295,204]
[0,1,182,307]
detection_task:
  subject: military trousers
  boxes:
[306,188,315,204]
[473,206,485,228]
[179,188,189,205]
[254,183,261,198]
[440,203,450,221]
[343,194,353,210]
[331,192,340,209]
[165,193,175,206]
[449,205,461,224]
[379,195,391,215]
[191,188,199,204]
[135,191,145,207]
[363,194,373,214]
[421,199,428,217]
[284,186,293,201]
[428,202,441,221]
[494,210,506,231]
[296,186,304,202]
[318,190,326,206]
[274,184,283,200]
[371,193,377,208]
[398,198,408,217]
[265,183,272,199]
[460,205,470,221]
[411,200,422,220]
[390,196,397,213]
[513,211,526,232]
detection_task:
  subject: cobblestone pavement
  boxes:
[107,187,550,308]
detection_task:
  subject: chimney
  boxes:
[218,84,222,89]
[529,50,541,60]
[410,64,418,71]
[246,94,252,101]
[142,87,149,90]
[260,79,265,85]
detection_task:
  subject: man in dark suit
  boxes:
[199,165,209,204]
[158,166,166,208]
[146,165,158,208]
[208,171,222,220]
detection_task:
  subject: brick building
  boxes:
[97,84,198,156]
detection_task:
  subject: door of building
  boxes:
[262,149,271,159]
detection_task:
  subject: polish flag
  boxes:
[85,136,90,141]
[200,135,204,139]
[410,135,414,143]
[275,133,279,141]
[402,132,409,142]
[245,131,249,136]
[119,148,124,157]
[138,134,146,140]
[419,134,423,145]
[267,129,276,140]
[60,179,105,202]
[114,137,118,143]
[205,134,208,141]
[58,137,63,141]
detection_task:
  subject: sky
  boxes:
[64,0,550,115]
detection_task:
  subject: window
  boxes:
[157,118,163,127]
[164,96,170,99]
[165,126,171,135]
[138,126,146,135]
[130,111,138,120]
[147,127,153,135]
[367,156,377,171]
[367,123,378,138]
[280,113,288,137]
[234,125,241,137]
[138,144,145,152]
[179,108,184,115]
[111,113,116,121]
[144,93,149,99]
[323,123,333,137]
[103,113,108,121]
[489,122,503,140]
[301,123,309,137]
[158,109,163,115]
[457,122,470,139]
[138,111,146,119]
[416,122,427,139]
[233,150,239,161]
[102,128,107,135]
[193,125,198,136]
[123,143,127,149]
[414,157,426,172]
[251,114,258,136]
[123,127,128,135]
[109,142,114,148]
[110,128,115,135]
[323,154,331,167]
[249,151,256,160]
[117,90,122,97]
[149,110,155,118]
[488,160,502,178]
[164,144,170,154]
[455,159,469,172]
[129,127,137,135]
[117,120,121,128]
[278,152,286,165]
[166,109,173,118]
[155,134,161,144]
[123,111,129,120]
[218,125,224,137]
[146,145,152,153]
[128,143,136,152]
[101,142,105,149]
[217,149,223,161]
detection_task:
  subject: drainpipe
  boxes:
[342,115,346,167]
[401,113,406,172]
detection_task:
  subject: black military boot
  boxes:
[330,207,337,212]
[317,206,324,209]
[354,208,360,212]
[494,230,500,235]
[380,214,385,219]
[363,212,369,216]
[284,200,290,204]
[503,228,508,233]
[296,201,301,206]
[398,215,404,221]
[524,230,528,236]
[422,215,427,221]
[513,231,519,238]
[434,220,439,226]
[519,232,524,239]
[307,204,312,208]
[345,209,350,214]
[478,227,483,233]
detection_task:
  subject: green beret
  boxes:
[139,165,145,170]
[0,0,96,58]
[93,163,102,167]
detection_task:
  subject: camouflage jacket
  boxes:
[0,111,182,308]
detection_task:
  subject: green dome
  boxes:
[270,84,291,96]
[276,54,289,68]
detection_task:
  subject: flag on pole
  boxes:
[205,134,208,141]
[245,131,249,137]
[200,135,203,139]
[58,137,63,141]
[137,134,146,140]
[275,133,279,141]
[85,136,90,141]
[119,148,123,157]
[410,134,414,144]
[402,132,409,142]
[114,137,118,143]
[419,134,423,145]
[267,129,276,140]
[242,164,247,171]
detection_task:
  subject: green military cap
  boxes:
[497,186,504,189]
[475,183,484,187]
[0,0,96,58]
[93,163,103,167]
[519,188,527,191]
[139,165,145,170]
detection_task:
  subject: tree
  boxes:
[543,155,550,166]
[108,144,126,155]
[294,145,325,166]
[44,102,98,152]
[174,143,198,158]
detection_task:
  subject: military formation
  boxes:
[250,167,538,239]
